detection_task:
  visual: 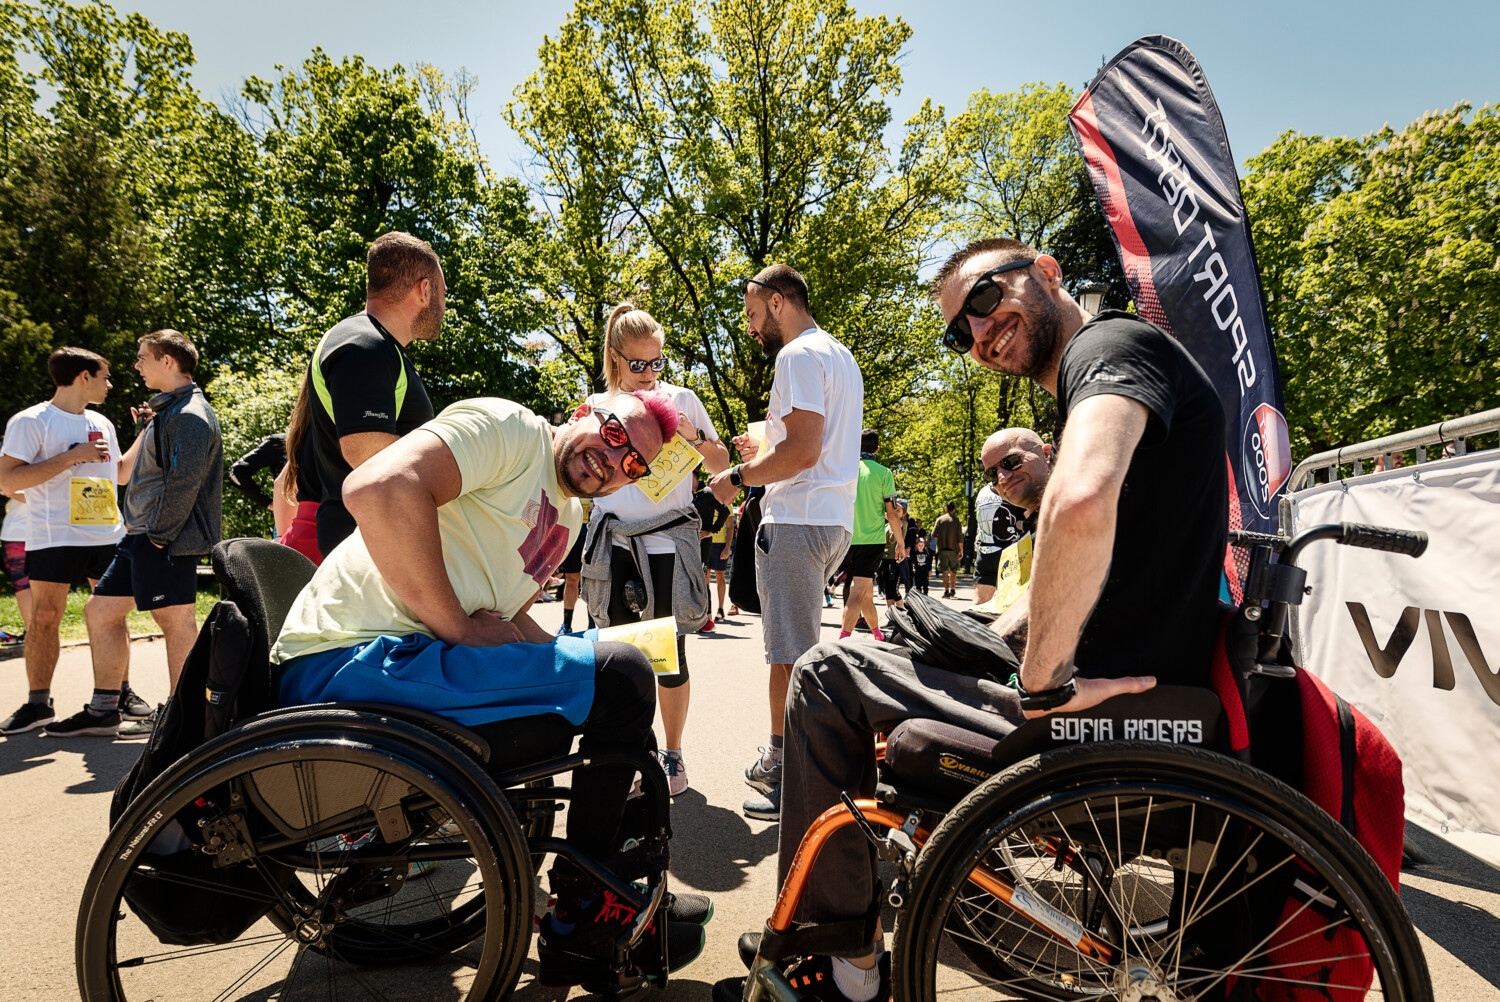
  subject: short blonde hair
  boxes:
[602,302,665,392]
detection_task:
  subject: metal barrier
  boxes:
[1283,406,1500,495]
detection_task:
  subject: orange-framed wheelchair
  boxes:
[741,524,1435,1002]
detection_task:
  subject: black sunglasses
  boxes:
[592,408,653,480]
[615,349,666,374]
[983,452,1027,482]
[942,258,1037,354]
[742,277,789,300]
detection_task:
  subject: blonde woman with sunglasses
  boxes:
[583,302,731,795]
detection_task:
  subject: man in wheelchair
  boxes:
[716,238,1229,1002]
[269,390,713,986]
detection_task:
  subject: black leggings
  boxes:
[471,641,656,886]
[606,548,689,687]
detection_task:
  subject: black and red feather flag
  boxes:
[1069,35,1291,601]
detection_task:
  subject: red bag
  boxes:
[1209,616,1405,1000]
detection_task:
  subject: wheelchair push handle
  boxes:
[1337,521,1429,557]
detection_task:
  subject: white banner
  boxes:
[1287,453,1500,867]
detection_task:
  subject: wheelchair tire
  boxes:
[892,741,1431,1002]
[77,709,533,1002]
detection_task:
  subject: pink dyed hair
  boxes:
[630,389,679,443]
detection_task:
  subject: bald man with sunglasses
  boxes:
[716,237,1228,1002]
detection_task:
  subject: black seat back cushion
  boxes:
[883,685,1225,804]
[211,537,317,654]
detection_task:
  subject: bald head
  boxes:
[980,427,1052,515]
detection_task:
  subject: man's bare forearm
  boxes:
[1019,494,1113,689]
[993,590,1031,658]
[346,474,471,644]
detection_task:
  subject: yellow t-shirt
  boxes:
[272,399,583,663]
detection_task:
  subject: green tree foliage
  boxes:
[949,81,1126,307]
[510,0,960,433]
[1243,104,1500,455]
[207,366,299,540]
[0,0,198,428]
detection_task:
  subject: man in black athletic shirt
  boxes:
[714,237,1227,1002]
[300,231,442,555]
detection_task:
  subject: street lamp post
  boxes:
[1076,278,1109,316]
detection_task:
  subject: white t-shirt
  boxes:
[762,329,863,528]
[1,492,26,543]
[1,403,125,550]
[588,384,720,555]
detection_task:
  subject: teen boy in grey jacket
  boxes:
[45,331,223,740]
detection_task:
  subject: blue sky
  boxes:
[118,0,1497,173]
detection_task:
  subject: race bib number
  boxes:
[70,477,119,526]
[635,434,703,505]
[975,533,1032,614]
[596,616,680,676]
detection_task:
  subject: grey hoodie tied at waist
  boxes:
[580,507,711,635]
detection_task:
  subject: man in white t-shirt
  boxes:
[0,348,146,735]
[708,264,863,822]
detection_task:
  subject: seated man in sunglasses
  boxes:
[715,238,1227,1002]
[972,427,1050,608]
[272,391,714,985]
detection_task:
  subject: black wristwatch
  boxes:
[1010,671,1078,711]
[728,464,745,489]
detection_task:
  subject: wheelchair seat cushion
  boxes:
[882,685,1226,805]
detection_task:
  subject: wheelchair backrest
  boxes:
[211,537,317,653]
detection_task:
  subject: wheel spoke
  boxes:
[115,930,292,968]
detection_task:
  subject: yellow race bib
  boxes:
[974,533,1032,615]
[70,477,119,526]
[634,434,704,505]
[596,616,680,676]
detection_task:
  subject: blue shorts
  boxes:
[93,534,198,610]
[277,632,599,728]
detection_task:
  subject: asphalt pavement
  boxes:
[0,582,1496,1000]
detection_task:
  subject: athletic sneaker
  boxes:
[699,618,715,633]
[0,699,54,734]
[742,787,780,821]
[0,629,22,649]
[117,704,161,740]
[665,889,713,926]
[744,747,782,794]
[661,749,689,796]
[728,605,739,616]
[717,607,726,620]
[120,688,152,720]
[715,950,890,1002]
[43,706,120,737]
[854,617,871,633]
[555,621,576,637]
[538,889,705,987]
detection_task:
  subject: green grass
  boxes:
[0,585,219,642]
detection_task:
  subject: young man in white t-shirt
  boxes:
[708,264,863,822]
[0,348,146,735]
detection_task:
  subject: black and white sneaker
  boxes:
[118,704,161,740]
[1,699,54,734]
[120,688,152,720]
[43,706,120,737]
[538,889,705,987]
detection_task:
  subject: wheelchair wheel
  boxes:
[893,741,1431,1002]
[77,710,533,1002]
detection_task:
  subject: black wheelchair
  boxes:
[741,523,1435,1002]
[77,538,676,1001]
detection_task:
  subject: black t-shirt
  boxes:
[1053,310,1227,687]
[306,312,434,554]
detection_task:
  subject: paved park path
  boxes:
[2,581,1497,1000]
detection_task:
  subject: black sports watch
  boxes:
[728,464,745,489]
[1010,671,1078,711]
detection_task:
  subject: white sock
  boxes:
[764,744,784,768]
[831,956,881,1002]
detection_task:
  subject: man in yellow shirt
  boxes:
[272,390,710,986]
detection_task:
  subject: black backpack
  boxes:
[109,538,316,945]
[882,590,1019,683]
[728,492,764,615]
